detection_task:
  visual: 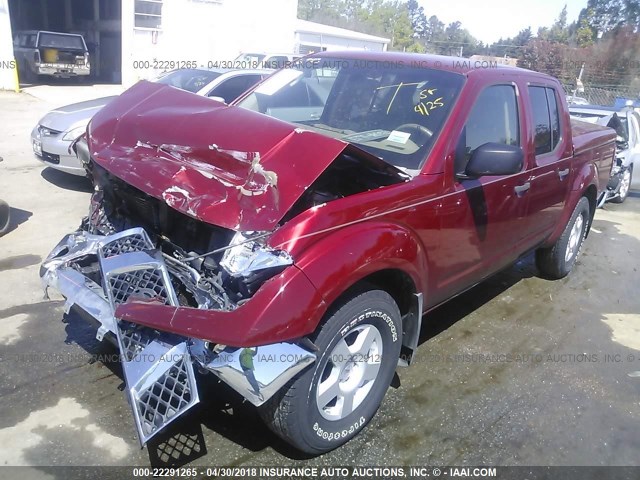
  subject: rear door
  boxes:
[432,83,531,303]
[520,85,572,246]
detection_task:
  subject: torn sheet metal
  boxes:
[87,81,349,231]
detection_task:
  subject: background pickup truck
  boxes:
[13,30,90,82]
[41,51,615,455]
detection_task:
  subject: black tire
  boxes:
[536,197,590,279]
[259,289,402,454]
[610,166,632,204]
[0,200,10,237]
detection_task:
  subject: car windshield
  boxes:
[236,53,266,64]
[237,57,464,171]
[155,69,222,93]
[38,32,85,50]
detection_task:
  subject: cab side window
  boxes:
[455,84,519,175]
[529,86,561,155]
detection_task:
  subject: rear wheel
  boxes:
[259,289,402,454]
[536,197,590,279]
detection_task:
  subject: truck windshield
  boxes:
[38,32,86,50]
[237,57,464,170]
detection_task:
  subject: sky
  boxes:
[422,0,587,44]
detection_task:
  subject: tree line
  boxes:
[299,0,640,89]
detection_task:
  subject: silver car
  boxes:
[32,68,270,176]
[570,104,640,203]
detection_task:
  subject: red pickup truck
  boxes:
[41,51,615,454]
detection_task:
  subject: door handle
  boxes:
[558,168,570,180]
[514,182,531,196]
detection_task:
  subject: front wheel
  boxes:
[536,197,590,279]
[611,167,632,204]
[259,289,402,454]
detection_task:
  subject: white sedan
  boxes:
[31,68,271,176]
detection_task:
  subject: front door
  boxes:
[430,84,530,304]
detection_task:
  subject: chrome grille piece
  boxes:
[100,250,179,309]
[101,232,152,258]
[118,322,154,362]
[108,267,172,306]
[117,339,200,445]
[135,355,194,437]
[96,229,198,445]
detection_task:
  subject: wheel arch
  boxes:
[543,181,598,248]
[583,183,598,235]
[323,268,420,320]
[306,267,424,370]
[296,220,428,367]
[344,269,423,367]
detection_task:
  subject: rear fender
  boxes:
[543,161,598,247]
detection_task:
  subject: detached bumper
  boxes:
[41,228,316,445]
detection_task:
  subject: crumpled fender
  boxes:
[117,221,427,346]
[293,221,428,313]
[116,264,326,347]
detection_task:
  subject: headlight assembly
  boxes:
[62,125,87,141]
[220,231,293,277]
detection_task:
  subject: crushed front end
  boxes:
[39,79,400,446]
[41,159,317,445]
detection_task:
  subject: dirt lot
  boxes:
[1,90,640,474]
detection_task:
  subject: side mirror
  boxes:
[462,142,524,178]
[209,96,227,104]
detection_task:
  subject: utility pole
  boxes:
[570,62,585,104]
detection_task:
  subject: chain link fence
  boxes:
[564,84,640,107]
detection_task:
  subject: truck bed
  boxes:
[571,118,616,194]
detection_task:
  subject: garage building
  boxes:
[0,0,390,90]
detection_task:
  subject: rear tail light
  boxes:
[34,51,40,64]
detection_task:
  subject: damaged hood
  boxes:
[87,81,348,231]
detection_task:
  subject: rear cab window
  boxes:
[37,32,87,51]
[528,86,561,157]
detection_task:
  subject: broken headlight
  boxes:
[220,232,293,300]
[220,231,292,277]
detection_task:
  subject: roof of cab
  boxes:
[304,50,555,80]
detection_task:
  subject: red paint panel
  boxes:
[88,81,348,231]
[115,265,327,347]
